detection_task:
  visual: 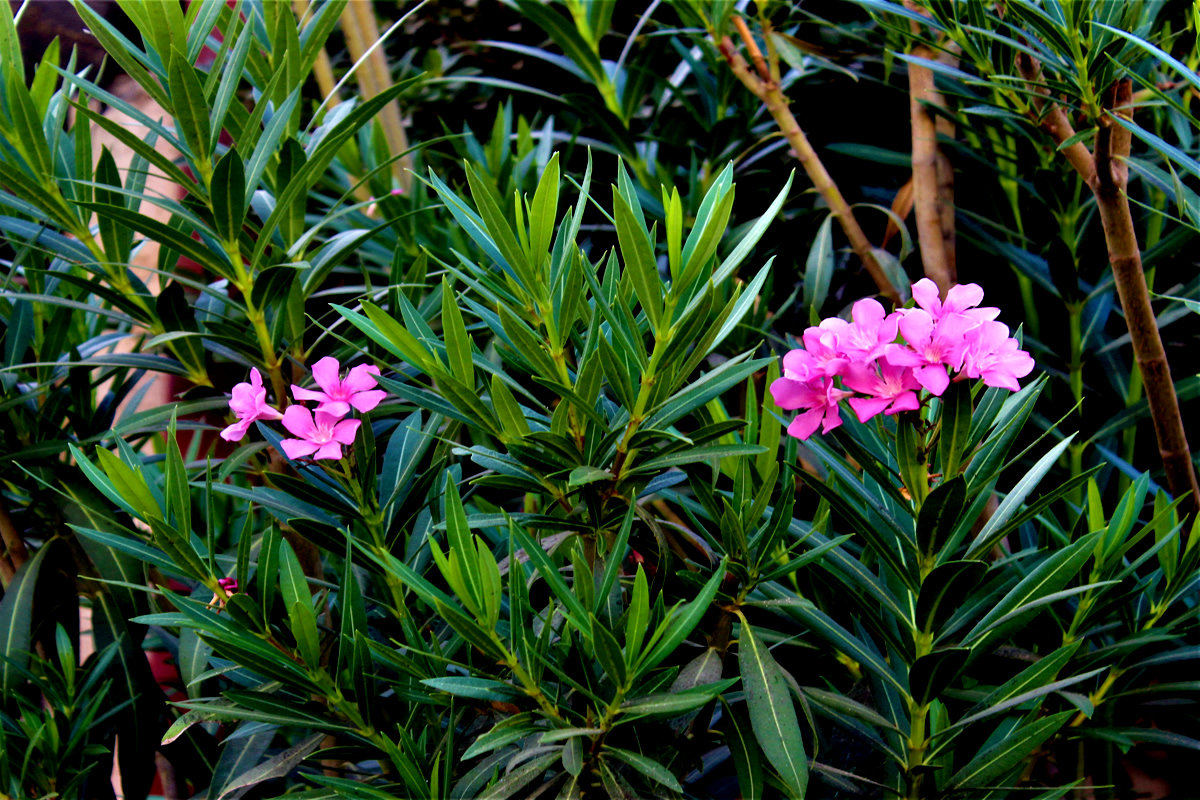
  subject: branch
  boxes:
[716,23,901,305]
[1014,53,1097,185]
[1090,80,1198,512]
[907,39,955,294]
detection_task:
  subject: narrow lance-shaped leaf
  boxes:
[737,615,808,799]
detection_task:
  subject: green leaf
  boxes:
[94,447,160,521]
[167,47,211,164]
[527,151,559,266]
[803,214,834,311]
[721,701,765,800]
[937,379,973,478]
[962,531,1101,649]
[603,747,682,793]
[0,545,49,693]
[590,614,627,688]
[637,563,726,674]
[916,477,965,557]
[947,711,1073,789]
[278,540,320,666]
[441,278,475,385]
[612,188,661,333]
[420,677,524,702]
[211,149,246,243]
[757,587,909,696]
[337,302,434,373]
[909,648,970,706]
[738,617,808,799]
[916,560,988,637]
[965,434,1076,560]
[618,679,740,716]
[215,733,325,800]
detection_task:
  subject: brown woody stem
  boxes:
[907,38,955,294]
[1017,57,1197,511]
[717,25,901,304]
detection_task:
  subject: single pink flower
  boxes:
[220,368,284,442]
[291,356,387,418]
[280,406,361,460]
[800,325,848,377]
[771,364,853,440]
[910,278,999,322]
[218,577,239,593]
[962,320,1035,391]
[885,310,981,396]
[819,298,901,364]
[843,360,922,422]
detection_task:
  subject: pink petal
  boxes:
[282,405,317,438]
[820,404,845,434]
[249,368,264,389]
[851,298,886,328]
[292,385,330,404]
[982,372,1022,391]
[771,377,818,410]
[782,349,818,381]
[220,418,253,442]
[885,391,920,414]
[311,356,343,394]
[314,409,348,430]
[342,364,381,393]
[787,408,824,440]
[257,404,283,421]
[914,364,950,396]
[349,389,387,413]
[331,418,362,445]
[315,400,352,419]
[313,442,344,460]
[911,279,941,314]
[943,283,984,314]
[848,395,892,423]
[883,344,924,369]
[280,438,320,459]
[898,310,935,348]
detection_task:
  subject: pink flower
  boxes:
[771,358,853,440]
[842,360,922,422]
[220,368,284,442]
[279,406,361,460]
[800,326,848,377]
[291,356,387,418]
[218,577,238,593]
[962,320,1035,391]
[910,278,999,323]
[819,298,900,363]
[884,310,980,396]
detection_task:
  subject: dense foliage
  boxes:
[1,1,1199,798]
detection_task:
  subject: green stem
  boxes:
[227,244,286,402]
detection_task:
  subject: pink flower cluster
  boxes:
[220,357,386,460]
[770,279,1034,440]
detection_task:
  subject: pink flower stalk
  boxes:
[962,320,1036,391]
[771,370,853,440]
[280,406,361,460]
[843,360,922,422]
[220,368,284,442]
[291,357,387,418]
